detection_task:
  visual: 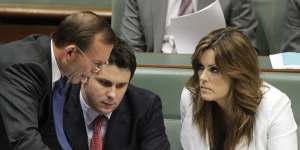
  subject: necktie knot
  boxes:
[54,77,66,94]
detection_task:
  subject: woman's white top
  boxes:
[180,82,298,150]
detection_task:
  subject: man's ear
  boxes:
[63,45,78,61]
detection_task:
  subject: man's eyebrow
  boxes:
[94,77,110,82]
[117,81,129,85]
[94,77,129,84]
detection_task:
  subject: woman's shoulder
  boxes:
[181,87,193,106]
[260,82,290,106]
[257,82,292,120]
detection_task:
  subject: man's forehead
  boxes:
[93,65,131,82]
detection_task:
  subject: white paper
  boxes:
[170,0,226,54]
[269,52,300,69]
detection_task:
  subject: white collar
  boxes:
[51,39,62,87]
[79,90,112,126]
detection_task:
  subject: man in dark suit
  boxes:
[63,39,170,150]
[120,0,257,53]
[0,11,116,149]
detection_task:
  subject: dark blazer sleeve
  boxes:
[281,0,300,52]
[138,94,170,150]
[0,63,51,150]
[228,0,257,47]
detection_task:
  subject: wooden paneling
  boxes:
[0,4,112,43]
[0,4,111,20]
[0,24,57,43]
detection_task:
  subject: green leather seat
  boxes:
[132,67,192,119]
[135,53,272,68]
[164,119,183,150]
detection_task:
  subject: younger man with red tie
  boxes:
[63,39,170,150]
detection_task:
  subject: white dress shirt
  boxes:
[79,91,112,149]
[162,0,198,53]
[180,82,298,150]
[51,40,61,88]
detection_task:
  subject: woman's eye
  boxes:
[210,67,220,73]
[197,64,204,71]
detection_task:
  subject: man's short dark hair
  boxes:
[52,11,115,52]
[109,39,136,79]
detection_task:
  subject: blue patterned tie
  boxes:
[52,78,72,150]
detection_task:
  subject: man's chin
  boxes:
[98,108,114,114]
[69,76,81,84]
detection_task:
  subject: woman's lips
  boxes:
[200,86,212,92]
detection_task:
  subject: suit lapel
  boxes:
[63,85,89,150]
[104,96,136,150]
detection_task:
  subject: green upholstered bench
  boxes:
[132,66,300,150]
[132,67,190,150]
[134,53,272,68]
[133,67,191,119]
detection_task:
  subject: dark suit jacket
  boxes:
[63,84,170,150]
[281,0,300,52]
[0,35,61,150]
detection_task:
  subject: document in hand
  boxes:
[269,52,300,69]
[171,0,226,54]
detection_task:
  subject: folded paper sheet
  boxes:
[171,0,226,54]
[269,52,300,69]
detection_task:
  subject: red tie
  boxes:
[91,116,106,150]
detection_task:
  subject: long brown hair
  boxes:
[186,28,263,150]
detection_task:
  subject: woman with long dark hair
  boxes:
[180,28,298,150]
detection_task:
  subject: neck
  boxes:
[53,44,65,76]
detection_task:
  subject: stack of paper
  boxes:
[269,52,300,69]
[170,0,226,54]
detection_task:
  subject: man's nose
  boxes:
[106,86,116,99]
